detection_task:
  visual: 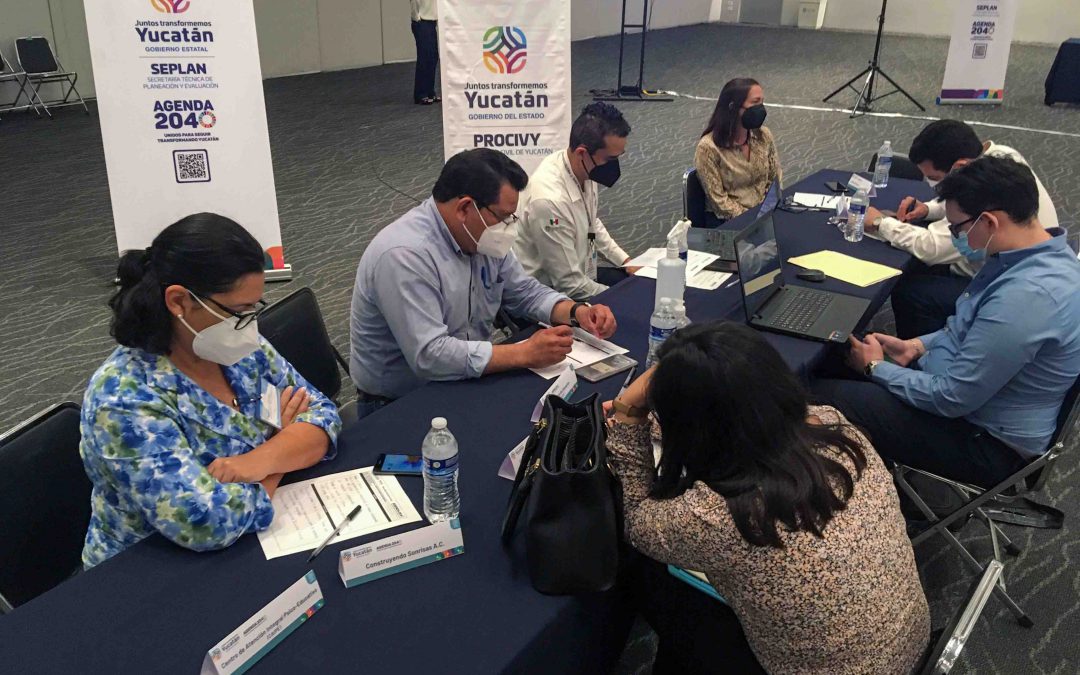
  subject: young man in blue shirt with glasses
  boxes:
[817,156,1080,488]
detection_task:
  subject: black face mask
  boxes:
[587,155,621,188]
[741,104,767,130]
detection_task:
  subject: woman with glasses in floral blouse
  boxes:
[80,213,340,568]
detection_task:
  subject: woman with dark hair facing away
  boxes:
[694,78,782,223]
[79,214,340,568]
[606,321,929,674]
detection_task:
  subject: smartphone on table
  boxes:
[373,453,423,476]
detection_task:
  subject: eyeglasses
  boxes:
[947,210,997,238]
[194,293,268,330]
[482,204,519,227]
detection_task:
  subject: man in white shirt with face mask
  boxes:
[863,119,1058,338]
[349,149,619,418]
[515,102,640,301]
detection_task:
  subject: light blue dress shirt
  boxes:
[350,198,568,399]
[873,228,1080,458]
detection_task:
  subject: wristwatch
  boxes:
[612,398,648,419]
[568,301,590,328]
[864,359,882,377]
[872,215,883,228]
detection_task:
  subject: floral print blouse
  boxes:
[79,338,341,568]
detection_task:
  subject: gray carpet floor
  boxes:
[1,22,1078,674]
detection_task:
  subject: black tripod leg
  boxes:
[823,66,871,103]
[850,68,875,117]
[875,67,926,111]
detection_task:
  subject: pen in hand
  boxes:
[616,366,637,400]
[306,504,363,563]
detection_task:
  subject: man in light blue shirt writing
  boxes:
[349,149,619,417]
[817,156,1080,488]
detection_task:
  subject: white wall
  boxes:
[777,0,1080,46]
[0,0,716,97]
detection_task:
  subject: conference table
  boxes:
[0,170,932,673]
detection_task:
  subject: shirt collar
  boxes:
[426,197,464,256]
[994,227,1068,266]
[560,150,587,204]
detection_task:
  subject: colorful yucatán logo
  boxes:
[483,26,527,74]
[151,0,191,13]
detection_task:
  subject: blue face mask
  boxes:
[951,230,985,262]
[950,216,993,263]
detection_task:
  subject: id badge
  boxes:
[259,381,282,429]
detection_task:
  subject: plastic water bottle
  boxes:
[654,241,686,309]
[646,298,678,369]
[673,300,691,329]
[845,188,869,243]
[873,141,892,188]
[422,417,459,523]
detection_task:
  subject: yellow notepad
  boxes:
[787,250,902,287]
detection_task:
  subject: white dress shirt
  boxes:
[410,0,437,21]
[515,150,630,301]
[877,142,1059,278]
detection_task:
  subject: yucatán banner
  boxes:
[938,0,1018,105]
[84,0,286,269]
[438,0,571,174]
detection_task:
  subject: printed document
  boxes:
[258,468,421,560]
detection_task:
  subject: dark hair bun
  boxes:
[116,249,151,288]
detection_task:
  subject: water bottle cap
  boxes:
[431,417,447,430]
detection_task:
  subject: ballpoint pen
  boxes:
[306,504,363,563]
[616,365,637,400]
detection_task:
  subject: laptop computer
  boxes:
[733,209,870,343]
[688,179,782,272]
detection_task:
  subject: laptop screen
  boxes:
[758,179,781,218]
[734,212,782,321]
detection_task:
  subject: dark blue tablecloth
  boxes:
[0,170,932,674]
[1046,38,1080,106]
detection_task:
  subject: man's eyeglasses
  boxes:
[947,209,999,238]
[482,205,519,227]
[195,293,268,330]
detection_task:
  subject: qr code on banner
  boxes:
[972,43,988,59]
[173,149,211,183]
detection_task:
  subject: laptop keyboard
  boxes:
[772,290,834,332]
[715,231,737,260]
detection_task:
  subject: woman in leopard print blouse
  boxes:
[606,321,930,674]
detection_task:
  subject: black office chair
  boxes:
[15,36,89,118]
[682,167,709,228]
[867,151,925,181]
[918,560,1003,674]
[895,377,1080,628]
[0,402,90,612]
[258,287,350,405]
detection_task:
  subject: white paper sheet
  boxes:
[792,192,841,209]
[626,247,717,274]
[530,327,629,379]
[257,468,422,560]
[635,266,731,290]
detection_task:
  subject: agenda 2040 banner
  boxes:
[938,0,1018,105]
[84,0,286,270]
[438,0,571,174]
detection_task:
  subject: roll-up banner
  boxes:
[84,0,289,275]
[938,0,1018,105]
[438,0,571,173]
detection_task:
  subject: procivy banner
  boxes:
[84,0,286,269]
[438,0,571,173]
[938,0,1018,105]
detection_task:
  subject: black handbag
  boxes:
[501,393,621,595]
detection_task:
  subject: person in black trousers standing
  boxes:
[411,0,440,105]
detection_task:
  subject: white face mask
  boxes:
[926,177,941,188]
[178,294,261,366]
[466,202,517,258]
